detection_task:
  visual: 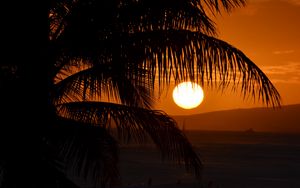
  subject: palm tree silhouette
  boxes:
[0,0,281,187]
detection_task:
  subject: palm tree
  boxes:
[0,0,281,188]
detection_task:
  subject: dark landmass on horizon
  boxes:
[172,104,300,133]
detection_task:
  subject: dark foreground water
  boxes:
[120,131,300,188]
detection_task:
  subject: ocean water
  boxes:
[120,131,300,188]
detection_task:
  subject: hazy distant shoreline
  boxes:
[172,104,300,133]
[183,129,300,134]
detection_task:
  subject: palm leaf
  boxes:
[50,0,247,43]
[120,30,281,106]
[53,63,154,108]
[52,117,120,188]
[118,0,216,34]
[200,0,246,14]
[57,102,202,177]
[50,0,218,43]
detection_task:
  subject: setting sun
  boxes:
[172,82,204,109]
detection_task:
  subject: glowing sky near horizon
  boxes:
[155,0,300,115]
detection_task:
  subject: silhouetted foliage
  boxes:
[0,0,280,188]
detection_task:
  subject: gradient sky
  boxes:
[155,0,300,115]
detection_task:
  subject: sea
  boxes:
[119,130,300,188]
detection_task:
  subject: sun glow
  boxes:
[172,82,204,109]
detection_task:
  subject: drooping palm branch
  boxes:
[56,102,202,177]
[53,62,154,108]
[122,30,281,106]
[52,59,201,184]
[51,118,120,187]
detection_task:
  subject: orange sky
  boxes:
[155,0,300,115]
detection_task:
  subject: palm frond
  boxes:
[50,0,217,43]
[51,0,116,41]
[53,63,154,108]
[121,30,281,106]
[49,0,83,40]
[57,102,202,177]
[118,0,216,34]
[200,0,246,15]
[53,118,120,188]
